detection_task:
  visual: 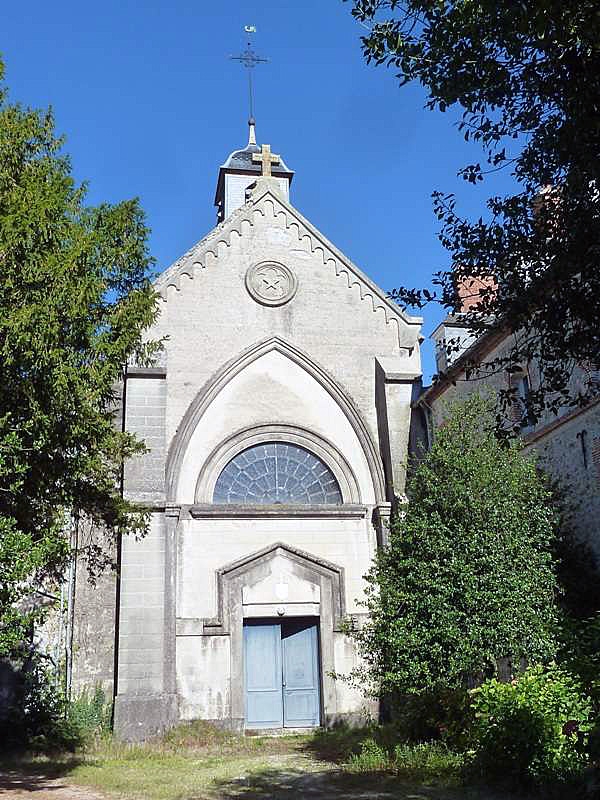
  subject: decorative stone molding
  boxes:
[245,261,297,306]
[200,541,345,630]
[165,336,387,504]
[165,504,182,519]
[194,423,361,504]
[126,366,167,379]
[372,502,392,548]
[153,187,422,350]
[186,504,368,519]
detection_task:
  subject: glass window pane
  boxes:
[213,442,343,504]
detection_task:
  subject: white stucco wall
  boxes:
[176,514,375,621]
[177,635,231,721]
[225,173,289,217]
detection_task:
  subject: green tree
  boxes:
[347,1,600,425]
[0,59,159,654]
[352,395,558,697]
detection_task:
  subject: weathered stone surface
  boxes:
[70,144,422,739]
[113,692,178,742]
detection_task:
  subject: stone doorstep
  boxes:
[245,725,321,737]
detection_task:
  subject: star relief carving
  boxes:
[260,267,283,296]
[245,261,298,307]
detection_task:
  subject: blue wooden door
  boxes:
[282,620,320,727]
[244,623,283,729]
[244,619,320,729]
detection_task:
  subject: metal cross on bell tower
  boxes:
[230,25,268,124]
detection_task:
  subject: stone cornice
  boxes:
[186,503,369,519]
[126,366,167,379]
[523,396,600,446]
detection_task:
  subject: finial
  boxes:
[230,27,268,125]
[248,117,256,146]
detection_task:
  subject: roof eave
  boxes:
[418,322,509,405]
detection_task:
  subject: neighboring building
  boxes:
[416,307,600,557]
[70,121,423,740]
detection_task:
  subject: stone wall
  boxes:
[152,184,422,491]
[71,539,117,697]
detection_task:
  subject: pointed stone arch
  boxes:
[165,336,386,503]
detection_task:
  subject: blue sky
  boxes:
[2,1,516,380]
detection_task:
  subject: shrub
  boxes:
[558,613,600,702]
[350,395,559,698]
[346,738,389,772]
[469,664,593,788]
[558,613,600,766]
[388,688,473,747]
[0,652,80,752]
[67,687,112,746]
[0,651,112,752]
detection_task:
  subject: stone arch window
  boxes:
[212,442,343,504]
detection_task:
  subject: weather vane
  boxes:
[230,25,268,122]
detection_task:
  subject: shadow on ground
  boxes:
[0,758,84,794]
[302,724,373,764]
[211,767,460,800]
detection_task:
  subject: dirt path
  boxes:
[0,769,106,800]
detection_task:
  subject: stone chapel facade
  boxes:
[74,124,422,740]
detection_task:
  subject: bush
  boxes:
[558,613,600,701]
[0,653,79,752]
[346,737,389,772]
[558,613,600,766]
[388,688,473,748]
[469,664,593,789]
[0,651,111,752]
[350,395,559,698]
[67,687,112,746]
[393,742,464,785]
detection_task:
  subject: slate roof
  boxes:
[221,143,293,175]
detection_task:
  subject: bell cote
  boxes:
[214,119,294,223]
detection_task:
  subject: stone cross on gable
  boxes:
[252,144,281,177]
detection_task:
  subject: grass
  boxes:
[1,722,325,800]
[344,737,465,786]
[65,722,322,800]
[307,723,464,786]
[0,721,526,800]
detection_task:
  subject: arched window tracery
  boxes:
[212,442,343,504]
